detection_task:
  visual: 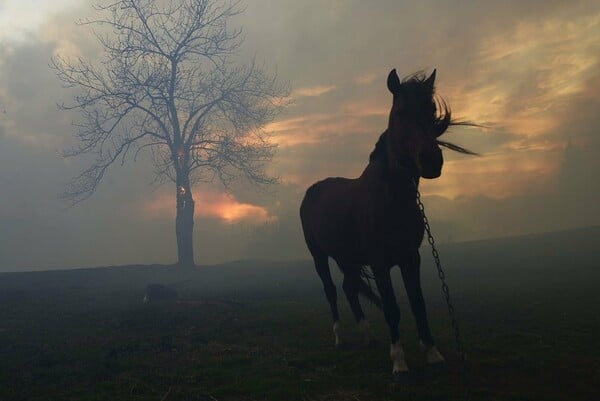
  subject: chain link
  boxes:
[415,183,471,401]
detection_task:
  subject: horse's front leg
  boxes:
[400,251,444,365]
[373,266,408,375]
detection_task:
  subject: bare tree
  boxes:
[53,0,288,267]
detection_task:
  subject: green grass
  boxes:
[1,228,599,400]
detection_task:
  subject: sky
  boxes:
[0,0,599,271]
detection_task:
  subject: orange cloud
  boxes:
[292,85,336,98]
[448,13,600,140]
[420,13,600,200]
[143,189,275,224]
[266,98,389,149]
[341,101,388,118]
[266,111,377,148]
[354,72,378,85]
[420,147,563,200]
[266,12,600,201]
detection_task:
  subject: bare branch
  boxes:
[56,0,289,204]
[62,131,148,204]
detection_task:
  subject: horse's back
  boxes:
[300,176,357,222]
[300,177,364,261]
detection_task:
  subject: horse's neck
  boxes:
[360,160,385,180]
[360,160,419,200]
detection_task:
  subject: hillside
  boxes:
[1,226,599,400]
[1,225,597,296]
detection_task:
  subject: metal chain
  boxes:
[415,185,471,401]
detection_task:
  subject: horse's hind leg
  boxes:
[311,253,342,347]
[400,251,444,365]
[341,269,376,346]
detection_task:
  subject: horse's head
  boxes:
[385,69,451,179]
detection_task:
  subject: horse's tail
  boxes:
[358,267,382,309]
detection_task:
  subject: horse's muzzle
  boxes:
[421,168,442,179]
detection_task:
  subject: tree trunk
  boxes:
[175,174,195,268]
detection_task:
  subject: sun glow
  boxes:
[143,190,275,224]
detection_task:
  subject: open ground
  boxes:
[1,227,598,401]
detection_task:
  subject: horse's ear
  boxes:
[387,69,401,96]
[424,68,436,92]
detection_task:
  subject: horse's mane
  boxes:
[369,131,388,164]
[368,131,477,168]
[368,71,478,163]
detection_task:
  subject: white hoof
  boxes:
[390,340,409,373]
[420,340,445,364]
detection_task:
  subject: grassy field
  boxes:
[1,227,599,400]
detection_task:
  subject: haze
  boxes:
[0,0,599,271]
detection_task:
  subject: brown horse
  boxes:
[300,69,475,376]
